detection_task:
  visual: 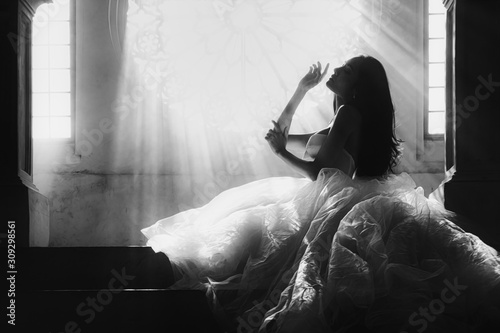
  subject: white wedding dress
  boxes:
[141,134,500,332]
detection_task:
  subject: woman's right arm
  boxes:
[276,86,307,136]
[275,62,330,135]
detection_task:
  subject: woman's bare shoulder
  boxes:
[336,104,362,125]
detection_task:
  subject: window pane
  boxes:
[32,19,50,45]
[50,45,70,68]
[33,93,50,116]
[428,111,445,135]
[32,69,50,92]
[429,39,445,63]
[429,0,446,14]
[429,14,445,38]
[47,1,70,21]
[33,117,50,138]
[49,22,70,44]
[50,69,70,92]
[32,0,72,140]
[429,87,445,111]
[32,45,49,68]
[50,93,71,115]
[429,63,445,87]
[50,117,71,138]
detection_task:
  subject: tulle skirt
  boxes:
[141,168,500,332]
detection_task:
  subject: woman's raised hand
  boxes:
[298,61,330,91]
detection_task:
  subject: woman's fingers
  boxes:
[312,61,329,82]
[300,62,328,89]
[320,63,330,80]
[267,121,287,139]
[271,120,281,133]
[308,61,325,83]
[266,126,278,138]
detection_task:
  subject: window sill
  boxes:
[424,134,445,141]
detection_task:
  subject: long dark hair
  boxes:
[337,55,401,178]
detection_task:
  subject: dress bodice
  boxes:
[304,133,356,177]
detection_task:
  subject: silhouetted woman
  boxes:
[265,55,401,181]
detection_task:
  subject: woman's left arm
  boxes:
[265,121,319,180]
[275,148,318,180]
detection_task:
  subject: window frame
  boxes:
[31,0,76,143]
[424,0,446,141]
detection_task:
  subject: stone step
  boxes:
[10,247,226,332]
[15,289,224,333]
[16,247,175,291]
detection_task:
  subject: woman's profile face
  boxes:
[326,58,360,99]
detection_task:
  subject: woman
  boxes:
[265,55,400,180]
[142,56,500,332]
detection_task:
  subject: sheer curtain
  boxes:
[111,0,368,169]
[109,0,420,222]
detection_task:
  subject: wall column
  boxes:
[1,0,51,247]
[443,0,500,248]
